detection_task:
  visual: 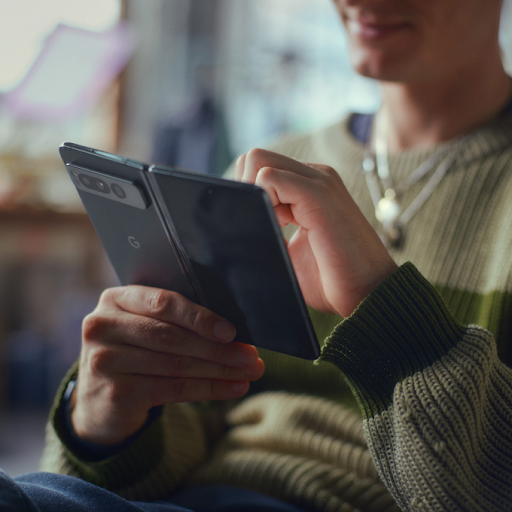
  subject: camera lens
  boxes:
[79,175,91,187]
[111,183,126,199]
[79,174,110,194]
[94,179,110,194]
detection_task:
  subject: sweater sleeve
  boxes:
[317,262,512,512]
[39,364,213,501]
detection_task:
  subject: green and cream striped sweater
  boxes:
[41,114,512,512]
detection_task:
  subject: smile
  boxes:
[345,17,411,40]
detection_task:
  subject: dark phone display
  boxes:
[148,169,319,359]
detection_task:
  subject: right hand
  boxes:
[236,149,398,318]
[70,285,265,446]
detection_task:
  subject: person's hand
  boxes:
[236,148,398,318]
[71,286,265,445]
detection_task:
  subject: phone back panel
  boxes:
[148,167,319,360]
[60,143,198,302]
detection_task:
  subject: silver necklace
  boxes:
[362,110,467,248]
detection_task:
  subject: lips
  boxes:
[345,16,411,40]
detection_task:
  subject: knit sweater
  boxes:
[41,114,512,512]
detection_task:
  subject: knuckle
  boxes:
[318,166,343,191]
[137,319,183,352]
[325,166,342,183]
[315,164,336,180]
[145,288,173,316]
[246,147,265,162]
[163,322,186,349]
[258,166,276,180]
[82,313,111,343]
[169,356,192,375]
[88,347,116,376]
[139,317,163,339]
[186,307,205,333]
[98,287,120,306]
[325,166,337,176]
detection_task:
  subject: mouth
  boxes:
[345,15,411,40]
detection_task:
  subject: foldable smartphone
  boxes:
[60,142,320,359]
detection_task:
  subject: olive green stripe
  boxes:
[435,282,512,367]
[317,262,467,418]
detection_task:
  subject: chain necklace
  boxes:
[362,110,468,248]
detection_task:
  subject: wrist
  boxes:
[72,410,150,447]
[62,381,161,461]
[336,259,399,318]
[71,386,150,446]
[356,259,399,308]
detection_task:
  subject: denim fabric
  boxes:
[1,471,305,512]
[168,485,306,512]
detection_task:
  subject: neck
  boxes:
[379,52,511,152]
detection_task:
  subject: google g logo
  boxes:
[128,236,140,249]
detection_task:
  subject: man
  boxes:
[8,0,512,510]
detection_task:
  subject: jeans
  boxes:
[0,470,305,512]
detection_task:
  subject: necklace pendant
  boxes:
[375,196,401,225]
[375,190,403,248]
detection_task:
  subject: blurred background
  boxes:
[0,0,511,476]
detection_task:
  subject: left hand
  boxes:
[235,148,398,317]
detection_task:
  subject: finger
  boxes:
[83,310,260,368]
[98,286,236,343]
[303,162,333,173]
[255,166,325,230]
[241,148,319,184]
[141,375,252,405]
[234,153,247,181]
[97,344,265,381]
[273,203,295,227]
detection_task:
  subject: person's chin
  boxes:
[348,47,417,83]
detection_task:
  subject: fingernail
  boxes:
[213,321,236,342]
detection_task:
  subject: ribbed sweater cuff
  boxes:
[317,262,467,418]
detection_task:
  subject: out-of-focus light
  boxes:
[5,23,134,121]
[0,0,121,92]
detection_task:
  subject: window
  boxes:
[0,0,121,92]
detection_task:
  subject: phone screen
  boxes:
[148,168,319,359]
